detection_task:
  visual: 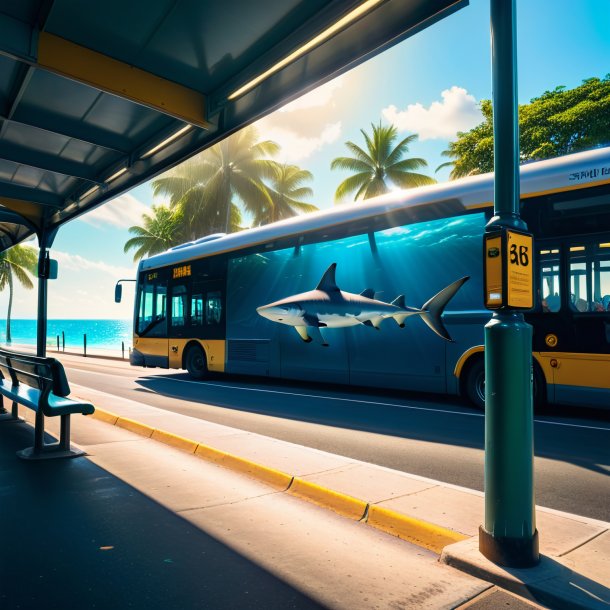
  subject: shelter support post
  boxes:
[480,0,539,568]
[36,228,57,358]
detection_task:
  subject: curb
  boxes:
[88,407,471,553]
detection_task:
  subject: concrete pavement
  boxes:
[2,377,609,608]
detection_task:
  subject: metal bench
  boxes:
[0,348,94,460]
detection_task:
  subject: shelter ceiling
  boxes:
[0,0,466,252]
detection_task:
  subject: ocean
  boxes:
[0,319,132,352]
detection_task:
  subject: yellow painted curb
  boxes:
[152,429,198,453]
[366,505,469,553]
[116,417,154,438]
[288,478,368,520]
[89,408,119,425]
[195,444,292,490]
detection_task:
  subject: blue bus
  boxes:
[128,147,610,410]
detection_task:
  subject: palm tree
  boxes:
[0,245,37,343]
[331,122,436,202]
[254,164,318,225]
[124,205,183,262]
[152,126,278,239]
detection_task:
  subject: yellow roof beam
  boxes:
[0,198,44,226]
[37,32,210,129]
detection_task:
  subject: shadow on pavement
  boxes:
[134,373,609,481]
[0,421,323,610]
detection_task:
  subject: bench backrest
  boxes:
[0,349,70,397]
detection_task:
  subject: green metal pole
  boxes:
[479,0,539,567]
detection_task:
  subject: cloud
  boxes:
[78,193,150,229]
[263,121,342,163]
[277,77,345,113]
[52,250,136,279]
[382,86,482,141]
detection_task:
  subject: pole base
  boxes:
[16,444,86,461]
[479,525,539,568]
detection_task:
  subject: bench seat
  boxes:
[0,378,94,416]
[0,348,95,459]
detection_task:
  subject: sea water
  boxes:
[0,319,132,350]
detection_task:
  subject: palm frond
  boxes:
[334,172,372,203]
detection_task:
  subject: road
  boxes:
[60,353,610,522]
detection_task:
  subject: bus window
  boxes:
[171,285,188,328]
[570,241,610,313]
[191,293,204,327]
[137,280,167,336]
[206,291,222,325]
[539,247,561,312]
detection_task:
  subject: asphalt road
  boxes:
[60,353,610,522]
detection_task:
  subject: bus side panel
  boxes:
[345,215,486,392]
[225,212,486,391]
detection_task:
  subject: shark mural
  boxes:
[256,263,469,346]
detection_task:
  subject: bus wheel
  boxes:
[464,358,485,410]
[185,345,207,380]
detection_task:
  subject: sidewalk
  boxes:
[3,380,609,608]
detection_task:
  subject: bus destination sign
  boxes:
[173,264,191,279]
[484,228,533,310]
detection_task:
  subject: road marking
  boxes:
[145,375,484,418]
[144,375,610,432]
[65,365,610,432]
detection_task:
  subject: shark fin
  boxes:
[316,263,339,292]
[391,294,405,308]
[306,325,329,346]
[303,313,326,327]
[294,326,312,343]
[363,316,383,330]
[419,276,470,341]
[393,315,407,328]
[360,288,375,299]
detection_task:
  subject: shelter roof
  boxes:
[0,0,465,251]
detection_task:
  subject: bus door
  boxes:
[134,272,168,367]
[168,279,190,367]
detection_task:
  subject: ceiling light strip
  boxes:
[142,125,193,158]
[227,0,384,100]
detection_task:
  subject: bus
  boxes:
[125,146,610,410]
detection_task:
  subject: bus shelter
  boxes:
[0,0,536,567]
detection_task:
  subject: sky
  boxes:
[2,0,609,320]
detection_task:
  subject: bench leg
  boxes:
[16,413,86,460]
[60,414,70,451]
[0,397,24,423]
[34,409,45,453]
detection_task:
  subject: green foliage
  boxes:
[0,244,38,342]
[128,126,318,257]
[253,164,318,225]
[440,75,610,179]
[331,122,436,203]
[124,204,183,262]
[151,126,280,240]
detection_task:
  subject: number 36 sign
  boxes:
[484,228,534,310]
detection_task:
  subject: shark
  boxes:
[256,263,469,346]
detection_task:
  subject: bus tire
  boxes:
[185,344,207,380]
[464,357,547,412]
[464,357,485,410]
[533,362,547,412]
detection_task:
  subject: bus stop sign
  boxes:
[484,228,534,310]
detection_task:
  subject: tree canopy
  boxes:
[331,122,435,203]
[439,75,610,179]
[0,245,37,342]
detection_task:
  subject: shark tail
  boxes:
[419,277,470,341]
